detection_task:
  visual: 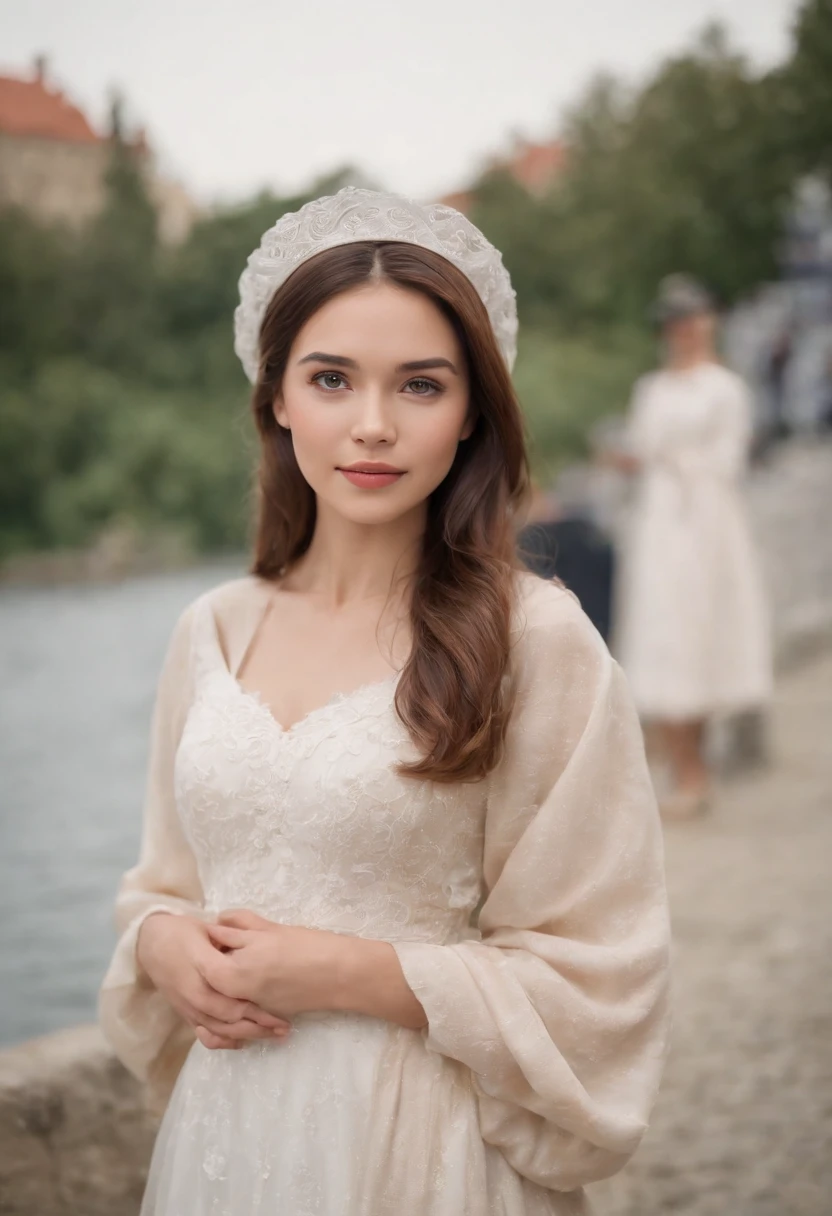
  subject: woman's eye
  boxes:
[405,378,442,396]
[313,372,348,391]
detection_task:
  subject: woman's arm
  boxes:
[99,604,206,1095]
[204,910,427,1031]
[335,936,428,1029]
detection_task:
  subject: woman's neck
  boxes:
[666,349,714,372]
[284,501,425,609]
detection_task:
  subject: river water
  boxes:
[0,562,244,1047]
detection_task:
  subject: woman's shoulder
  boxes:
[168,572,268,619]
[634,368,661,393]
[511,570,609,671]
[505,573,618,738]
[167,574,274,655]
[198,573,274,619]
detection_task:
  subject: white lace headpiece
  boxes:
[234,187,518,382]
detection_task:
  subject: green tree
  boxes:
[471,26,794,328]
[0,209,74,374]
[778,0,832,184]
[564,27,793,314]
[470,171,568,326]
[68,100,160,371]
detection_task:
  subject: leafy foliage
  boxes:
[777,0,832,185]
[0,5,829,561]
[471,27,797,327]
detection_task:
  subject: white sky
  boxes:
[1,0,799,204]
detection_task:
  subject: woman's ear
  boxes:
[459,410,477,442]
[273,393,290,430]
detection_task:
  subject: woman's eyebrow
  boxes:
[397,358,458,375]
[298,352,358,368]
[297,353,459,375]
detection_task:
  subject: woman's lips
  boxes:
[338,468,405,489]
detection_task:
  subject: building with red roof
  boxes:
[502,139,567,195]
[0,60,100,144]
[440,138,567,214]
[0,58,195,242]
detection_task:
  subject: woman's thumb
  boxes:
[206,923,248,950]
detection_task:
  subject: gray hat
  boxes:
[652,274,714,326]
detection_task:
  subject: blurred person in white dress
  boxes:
[607,275,772,817]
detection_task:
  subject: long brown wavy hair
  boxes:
[250,240,529,783]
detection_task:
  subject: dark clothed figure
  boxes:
[518,517,615,643]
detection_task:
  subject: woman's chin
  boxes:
[316,492,419,529]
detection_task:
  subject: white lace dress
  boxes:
[99,573,670,1216]
[616,362,772,719]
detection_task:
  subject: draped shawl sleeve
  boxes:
[393,581,670,1192]
[98,602,204,1110]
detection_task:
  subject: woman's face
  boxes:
[665,311,716,360]
[275,281,473,527]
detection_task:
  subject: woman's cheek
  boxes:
[416,415,468,475]
[290,408,341,463]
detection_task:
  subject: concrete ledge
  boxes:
[0,1025,156,1216]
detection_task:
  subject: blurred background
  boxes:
[1,2,831,1214]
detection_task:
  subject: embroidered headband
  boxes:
[234,187,518,382]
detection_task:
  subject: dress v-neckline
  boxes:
[202,582,402,738]
[226,667,401,738]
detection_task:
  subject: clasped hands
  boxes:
[136,908,345,1052]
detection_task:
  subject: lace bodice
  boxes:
[177,601,484,945]
[100,572,670,1200]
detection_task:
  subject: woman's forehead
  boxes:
[292,282,463,363]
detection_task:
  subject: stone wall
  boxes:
[0,1026,155,1216]
[1,438,830,1216]
[0,132,197,244]
[0,133,109,229]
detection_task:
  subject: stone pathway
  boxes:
[590,648,832,1215]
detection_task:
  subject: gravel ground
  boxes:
[590,648,832,1216]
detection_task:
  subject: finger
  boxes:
[196,986,280,1028]
[201,989,290,1031]
[167,977,257,1032]
[206,924,250,950]
[218,909,271,930]
[196,1016,262,1042]
[196,984,291,1032]
[195,1026,243,1050]
[195,1025,221,1049]
[200,1015,288,1042]
[193,985,249,1021]
[243,1002,292,1031]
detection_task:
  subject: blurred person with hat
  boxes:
[608,274,772,818]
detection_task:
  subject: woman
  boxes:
[614,275,772,817]
[99,188,670,1216]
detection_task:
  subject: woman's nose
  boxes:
[350,391,397,445]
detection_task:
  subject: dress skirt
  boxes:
[141,1011,584,1216]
